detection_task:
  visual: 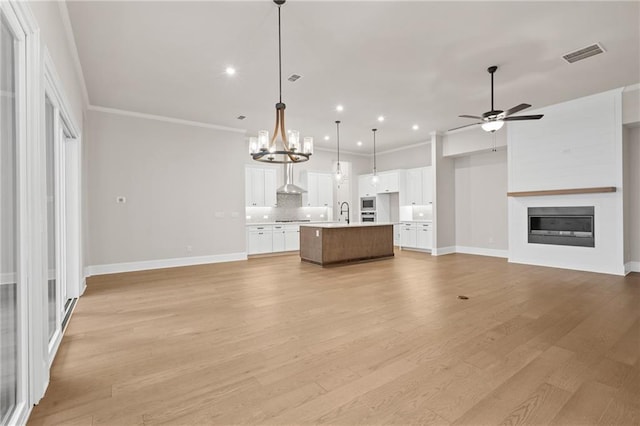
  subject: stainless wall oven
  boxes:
[360,196,376,211]
[361,211,376,223]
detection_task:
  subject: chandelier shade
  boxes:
[249,0,313,164]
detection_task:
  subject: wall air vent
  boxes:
[287,74,301,82]
[237,115,246,120]
[562,43,605,64]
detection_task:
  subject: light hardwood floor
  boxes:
[29,251,639,425]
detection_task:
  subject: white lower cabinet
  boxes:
[272,225,286,252]
[416,223,433,250]
[400,223,417,248]
[247,225,273,254]
[247,224,300,254]
[284,225,300,251]
[393,224,401,245]
[400,222,432,251]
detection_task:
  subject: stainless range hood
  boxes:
[277,163,306,194]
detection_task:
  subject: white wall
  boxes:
[455,149,508,255]
[508,89,625,275]
[86,110,247,269]
[376,143,431,171]
[444,128,506,157]
[624,126,640,267]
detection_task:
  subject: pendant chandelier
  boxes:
[249,0,313,163]
[335,120,343,182]
[371,128,379,185]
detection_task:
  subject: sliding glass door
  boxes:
[0,4,27,423]
[44,93,79,358]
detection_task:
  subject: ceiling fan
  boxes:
[449,65,544,133]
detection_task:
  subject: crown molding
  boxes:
[88,105,247,133]
[376,141,430,155]
[623,83,640,92]
[313,145,370,157]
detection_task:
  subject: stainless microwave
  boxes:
[361,196,376,211]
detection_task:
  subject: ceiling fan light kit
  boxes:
[450,65,544,133]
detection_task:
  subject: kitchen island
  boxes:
[300,223,394,266]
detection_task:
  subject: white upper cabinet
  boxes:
[359,174,376,198]
[405,168,423,205]
[405,166,432,205]
[377,170,404,194]
[422,166,433,205]
[317,173,333,207]
[245,166,277,207]
[302,171,333,207]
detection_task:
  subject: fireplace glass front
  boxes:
[528,206,594,247]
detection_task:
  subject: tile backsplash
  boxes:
[246,206,332,223]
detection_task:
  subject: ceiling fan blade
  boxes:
[502,103,531,117]
[448,122,483,132]
[503,114,544,121]
[458,114,483,120]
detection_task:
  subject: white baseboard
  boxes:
[625,261,640,274]
[85,252,247,277]
[456,246,509,258]
[509,257,626,276]
[13,401,32,426]
[432,246,456,256]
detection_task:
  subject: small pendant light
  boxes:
[335,120,343,182]
[371,128,379,185]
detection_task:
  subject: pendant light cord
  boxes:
[278,4,282,104]
[372,128,377,173]
[336,121,341,165]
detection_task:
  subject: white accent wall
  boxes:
[86,110,247,272]
[508,89,625,275]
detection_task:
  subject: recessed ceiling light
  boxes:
[357,141,363,146]
[377,115,385,122]
[412,124,419,130]
[225,66,236,76]
[336,105,344,112]
[324,135,330,141]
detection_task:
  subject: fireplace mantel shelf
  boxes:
[507,186,617,197]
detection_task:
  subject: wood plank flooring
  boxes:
[28,251,640,425]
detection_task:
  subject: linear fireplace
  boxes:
[528,206,595,247]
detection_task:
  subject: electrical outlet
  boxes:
[186,245,192,253]
[214,211,224,218]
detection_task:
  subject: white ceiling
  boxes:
[66,1,639,152]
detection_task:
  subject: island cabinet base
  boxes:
[300,225,394,266]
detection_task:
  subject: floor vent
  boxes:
[562,43,605,64]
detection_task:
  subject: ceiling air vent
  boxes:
[562,43,605,64]
[237,115,246,120]
[288,74,301,82]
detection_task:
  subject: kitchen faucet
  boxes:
[340,201,350,225]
